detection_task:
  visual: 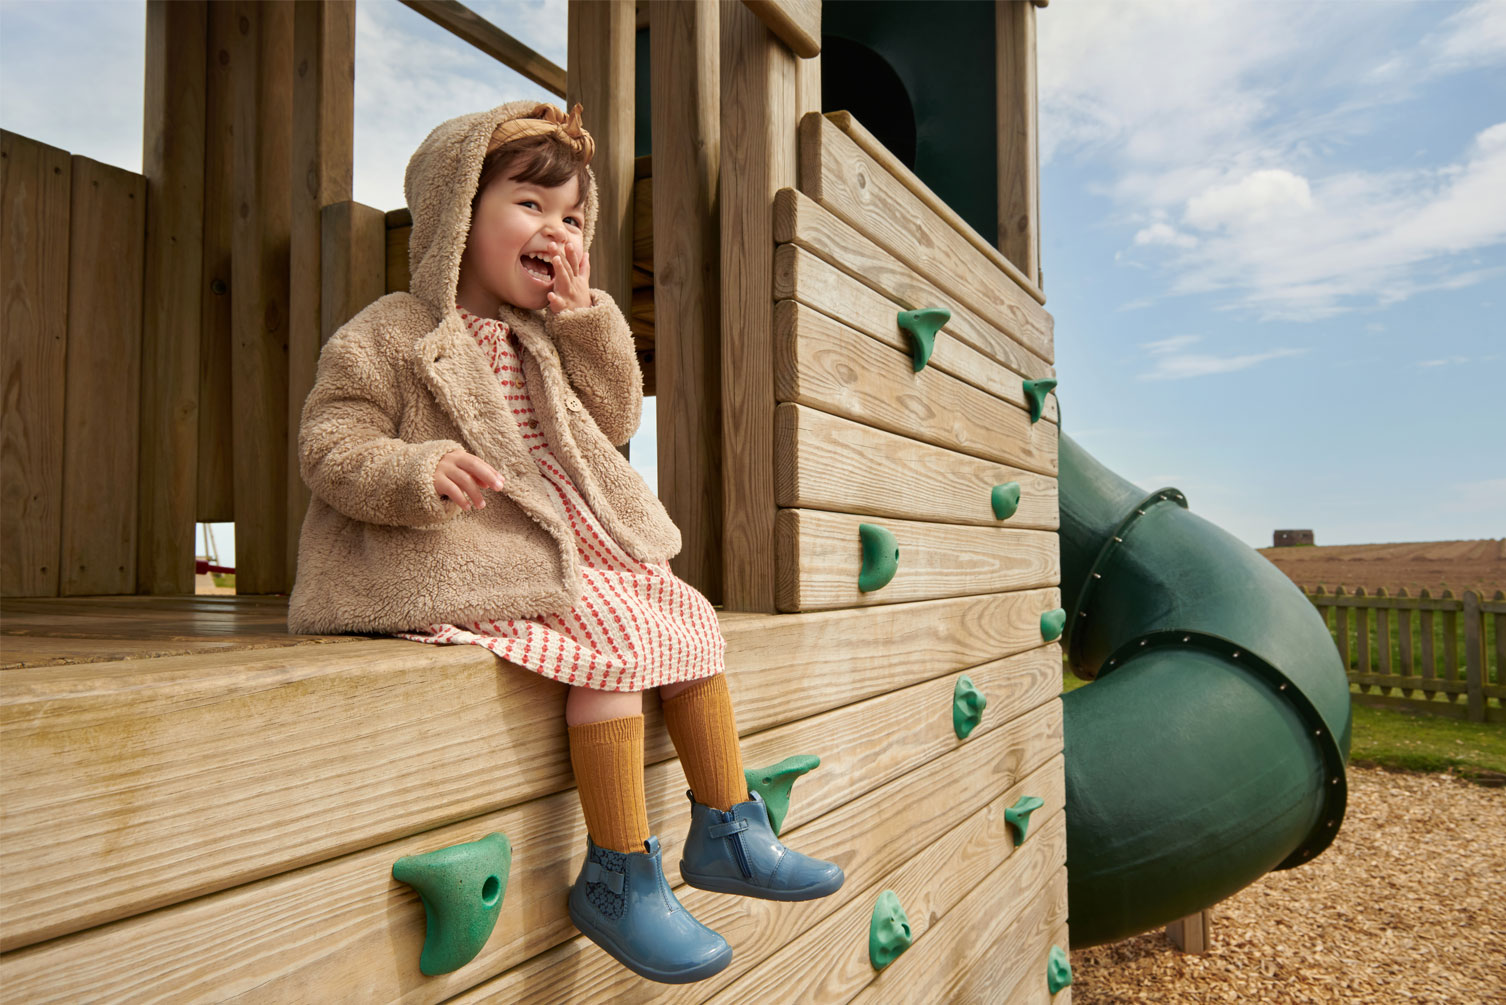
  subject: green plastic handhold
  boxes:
[868,889,914,970]
[1022,378,1057,423]
[1005,795,1045,846]
[744,754,821,836]
[896,307,950,371]
[1047,944,1073,994]
[952,675,988,739]
[392,832,512,976]
[858,523,899,592]
[991,481,1022,520]
[1040,607,1066,642]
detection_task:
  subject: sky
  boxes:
[2,0,1501,565]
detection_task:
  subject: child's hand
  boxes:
[435,449,505,510]
[545,240,592,313]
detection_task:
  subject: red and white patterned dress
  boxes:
[391,305,726,692]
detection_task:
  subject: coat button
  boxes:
[566,396,583,412]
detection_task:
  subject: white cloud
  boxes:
[1137,334,1308,380]
[1417,356,1470,368]
[1141,334,1202,355]
[1037,1,1506,322]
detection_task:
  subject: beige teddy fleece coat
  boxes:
[286,100,680,635]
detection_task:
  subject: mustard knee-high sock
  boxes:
[568,714,651,855]
[662,673,748,812]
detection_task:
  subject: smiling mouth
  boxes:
[520,253,554,285]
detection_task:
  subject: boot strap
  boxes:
[708,818,749,839]
[584,860,625,894]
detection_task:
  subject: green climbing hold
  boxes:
[744,754,821,836]
[869,889,914,970]
[1040,607,1066,642]
[1022,378,1057,423]
[858,523,900,592]
[392,832,512,976]
[991,481,1022,520]
[952,675,988,739]
[1005,795,1045,847]
[896,307,950,372]
[1047,944,1073,994]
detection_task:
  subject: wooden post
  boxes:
[1442,588,1459,705]
[1397,587,1414,696]
[650,0,723,601]
[1166,908,1211,954]
[286,0,355,587]
[139,0,207,594]
[995,0,1040,287]
[199,1,237,528]
[1463,589,1485,722]
[61,157,147,596]
[1420,587,1437,696]
[228,0,293,594]
[719,0,798,612]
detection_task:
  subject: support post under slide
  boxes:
[1057,432,1351,947]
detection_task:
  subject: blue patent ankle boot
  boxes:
[679,788,845,901]
[567,834,732,984]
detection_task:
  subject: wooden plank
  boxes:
[139,0,207,593]
[1354,587,1370,674]
[720,0,798,612]
[1348,674,1466,694]
[799,111,1054,363]
[1494,591,1505,692]
[1463,590,1485,721]
[1334,586,1349,668]
[0,679,1063,999]
[1396,588,1415,696]
[59,159,146,596]
[995,0,1040,287]
[319,201,386,341]
[398,0,566,96]
[1419,587,1436,687]
[229,0,293,593]
[0,131,71,598]
[1166,909,1212,954]
[0,601,1060,949]
[451,710,1065,1004]
[650,0,722,602]
[568,0,635,311]
[742,0,820,58]
[777,507,1057,612]
[287,0,355,582]
[1441,589,1459,700]
[197,0,236,525]
[775,402,1059,531]
[823,108,1045,310]
[774,241,1059,420]
[1376,588,1392,676]
[776,300,1058,475]
[775,185,1054,382]
[385,210,411,293]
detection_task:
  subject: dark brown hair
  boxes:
[471,133,590,215]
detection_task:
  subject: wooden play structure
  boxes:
[1,0,1065,999]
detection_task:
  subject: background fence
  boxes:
[1307,587,1504,723]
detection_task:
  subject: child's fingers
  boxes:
[457,454,506,491]
[434,473,478,510]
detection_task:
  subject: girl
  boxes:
[288,100,842,984]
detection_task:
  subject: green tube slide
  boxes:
[1057,431,1351,947]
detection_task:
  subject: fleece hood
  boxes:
[402,99,601,322]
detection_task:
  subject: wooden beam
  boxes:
[0,132,71,598]
[228,0,293,594]
[650,0,722,601]
[198,1,236,526]
[742,0,821,58]
[398,0,566,97]
[568,1,635,314]
[287,0,355,583]
[720,0,798,612]
[61,157,146,595]
[996,0,1041,287]
[319,202,387,341]
[139,0,207,593]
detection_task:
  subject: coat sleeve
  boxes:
[542,288,643,446]
[298,331,467,529]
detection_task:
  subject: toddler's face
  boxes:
[464,171,584,311]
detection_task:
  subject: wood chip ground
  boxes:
[1070,765,1505,1003]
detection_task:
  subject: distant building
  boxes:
[1273,529,1315,547]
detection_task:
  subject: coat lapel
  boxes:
[412,311,531,478]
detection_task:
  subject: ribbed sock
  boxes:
[567,714,651,855]
[662,673,748,812]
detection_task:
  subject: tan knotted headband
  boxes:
[486,102,595,165]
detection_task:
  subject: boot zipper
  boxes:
[724,809,753,879]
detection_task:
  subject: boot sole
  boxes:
[680,866,845,902]
[568,897,732,984]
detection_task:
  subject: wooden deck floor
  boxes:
[0,594,365,669]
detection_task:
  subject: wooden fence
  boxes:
[1307,587,1504,723]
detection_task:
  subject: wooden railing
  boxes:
[1306,587,1505,722]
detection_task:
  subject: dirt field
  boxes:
[1069,765,1506,1004]
[1259,539,1505,595]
